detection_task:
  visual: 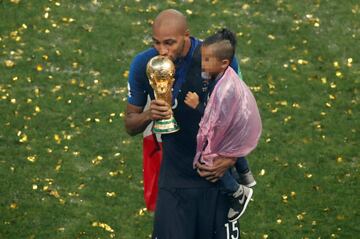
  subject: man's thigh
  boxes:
[152,188,197,239]
[152,188,240,239]
[197,188,240,239]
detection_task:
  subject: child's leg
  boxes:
[235,157,249,174]
[220,170,239,195]
[221,169,253,222]
[235,157,257,187]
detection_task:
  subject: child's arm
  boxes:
[184,92,205,114]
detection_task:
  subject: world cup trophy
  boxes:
[146,56,180,134]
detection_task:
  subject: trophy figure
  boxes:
[146,56,180,134]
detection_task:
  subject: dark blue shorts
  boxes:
[152,187,240,239]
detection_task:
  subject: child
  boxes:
[184,28,262,222]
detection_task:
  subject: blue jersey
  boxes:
[128,37,240,188]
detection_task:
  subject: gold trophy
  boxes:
[146,56,180,134]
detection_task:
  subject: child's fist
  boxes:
[184,91,199,109]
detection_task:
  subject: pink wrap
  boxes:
[194,67,262,167]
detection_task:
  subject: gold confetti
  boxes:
[336,157,343,163]
[263,234,269,239]
[55,164,61,171]
[242,3,250,10]
[49,190,60,198]
[18,131,28,143]
[10,203,18,209]
[4,60,16,68]
[92,155,103,165]
[335,71,343,78]
[27,155,37,163]
[123,70,129,78]
[347,58,353,67]
[283,116,292,123]
[259,169,266,176]
[186,9,193,15]
[297,59,308,65]
[36,64,44,72]
[268,34,276,40]
[329,94,336,100]
[32,184,38,190]
[54,134,61,144]
[138,207,147,216]
[78,184,86,190]
[92,222,114,233]
[106,192,116,197]
[276,219,282,224]
[109,171,119,177]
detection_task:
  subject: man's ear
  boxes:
[184,29,190,37]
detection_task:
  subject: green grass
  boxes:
[0,0,359,238]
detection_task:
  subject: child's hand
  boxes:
[184,91,199,109]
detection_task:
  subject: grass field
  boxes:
[0,0,359,238]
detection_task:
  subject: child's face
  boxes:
[201,45,226,80]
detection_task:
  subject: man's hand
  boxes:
[150,99,172,120]
[184,91,199,109]
[196,157,237,182]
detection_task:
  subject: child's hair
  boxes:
[202,28,236,61]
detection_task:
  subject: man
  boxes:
[125,9,241,239]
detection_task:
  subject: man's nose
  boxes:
[158,45,169,56]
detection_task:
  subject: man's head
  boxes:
[152,9,191,62]
[201,28,236,80]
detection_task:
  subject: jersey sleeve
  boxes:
[127,54,148,107]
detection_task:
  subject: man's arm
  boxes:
[196,157,237,182]
[125,100,173,136]
[125,104,151,136]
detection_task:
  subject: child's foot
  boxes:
[227,185,253,222]
[238,170,257,187]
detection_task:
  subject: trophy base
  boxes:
[153,117,180,134]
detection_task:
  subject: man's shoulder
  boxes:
[132,48,158,67]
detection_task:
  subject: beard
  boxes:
[172,38,186,63]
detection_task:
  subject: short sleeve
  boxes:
[127,54,150,107]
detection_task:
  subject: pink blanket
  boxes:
[194,67,262,167]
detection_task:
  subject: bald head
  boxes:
[153,9,188,34]
[151,9,191,61]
